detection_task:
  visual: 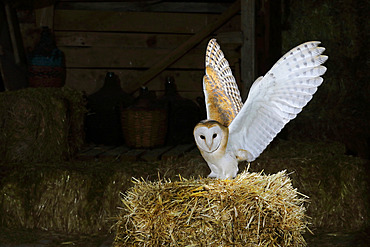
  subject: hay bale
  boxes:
[281,0,370,156]
[114,171,308,246]
[0,161,153,234]
[0,165,104,233]
[0,87,85,162]
[252,140,369,232]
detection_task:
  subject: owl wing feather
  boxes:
[227,41,328,162]
[203,39,243,126]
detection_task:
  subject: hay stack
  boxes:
[114,171,308,246]
[0,87,85,162]
[0,162,135,234]
[251,140,369,232]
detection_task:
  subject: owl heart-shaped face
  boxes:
[193,121,226,153]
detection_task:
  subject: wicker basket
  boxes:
[121,107,167,148]
[28,65,65,88]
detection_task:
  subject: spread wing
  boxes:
[227,41,328,162]
[203,38,243,126]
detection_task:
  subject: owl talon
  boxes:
[208,171,218,178]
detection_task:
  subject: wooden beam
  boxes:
[141,146,174,162]
[55,10,237,34]
[56,1,230,13]
[216,31,243,44]
[162,144,195,160]
[1,3,28,90]
[135,0,241,93]
[59,46,239,69]
[55,32,193,48]
[241,0,255,100]
[121,149,146,161]
[4,3,26,65]
[64,68,205,95]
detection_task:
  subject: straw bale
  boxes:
[114,171,308,246]
[281,0,370,154]
[0,167,103,233]
[0,141,367,237]
[250,140,369,232]
[0,161,152,234]
[0,87,85,163]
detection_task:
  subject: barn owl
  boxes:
[194,39,328,179]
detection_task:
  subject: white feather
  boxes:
[227,41,328,161]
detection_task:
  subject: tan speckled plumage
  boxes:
[204,39,243,126]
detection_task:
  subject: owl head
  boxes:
[193,120,228,153]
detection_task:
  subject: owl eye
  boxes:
[212,133,217,139]
[200,135,205,140]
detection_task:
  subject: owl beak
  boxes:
[206,139,213,151]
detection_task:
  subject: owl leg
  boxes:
[218,156,238,179]
[208,170,218,178]
[207,162,219,178]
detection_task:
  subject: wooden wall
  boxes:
[44,0,243,101]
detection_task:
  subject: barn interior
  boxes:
[0,0,369,246]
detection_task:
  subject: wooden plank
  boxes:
[128,91,204,104]
[162,143,195,160]
[120,149,146,161]
[60,47,209,69]
[55,32,193,48]
[55,10,217,34]
[0,4,28,90]
[99,145,130,158]
[64,68,205,95]
[60,46,240,69]
[134,0,241,93]
[63,67,228,102]
[76,146,116,159]
[16,9,40,53]
[56,1,231,14]
[4,3,26,65]
[55,31,242,49]
[141,146,174,162]
[54,10,240,34]
[216,31,243,44]
[241,0,255,100]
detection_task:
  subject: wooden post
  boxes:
[1,3,28,90]
[134,0,241,92]
[241,0,255,100]
[4,3,25,65]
